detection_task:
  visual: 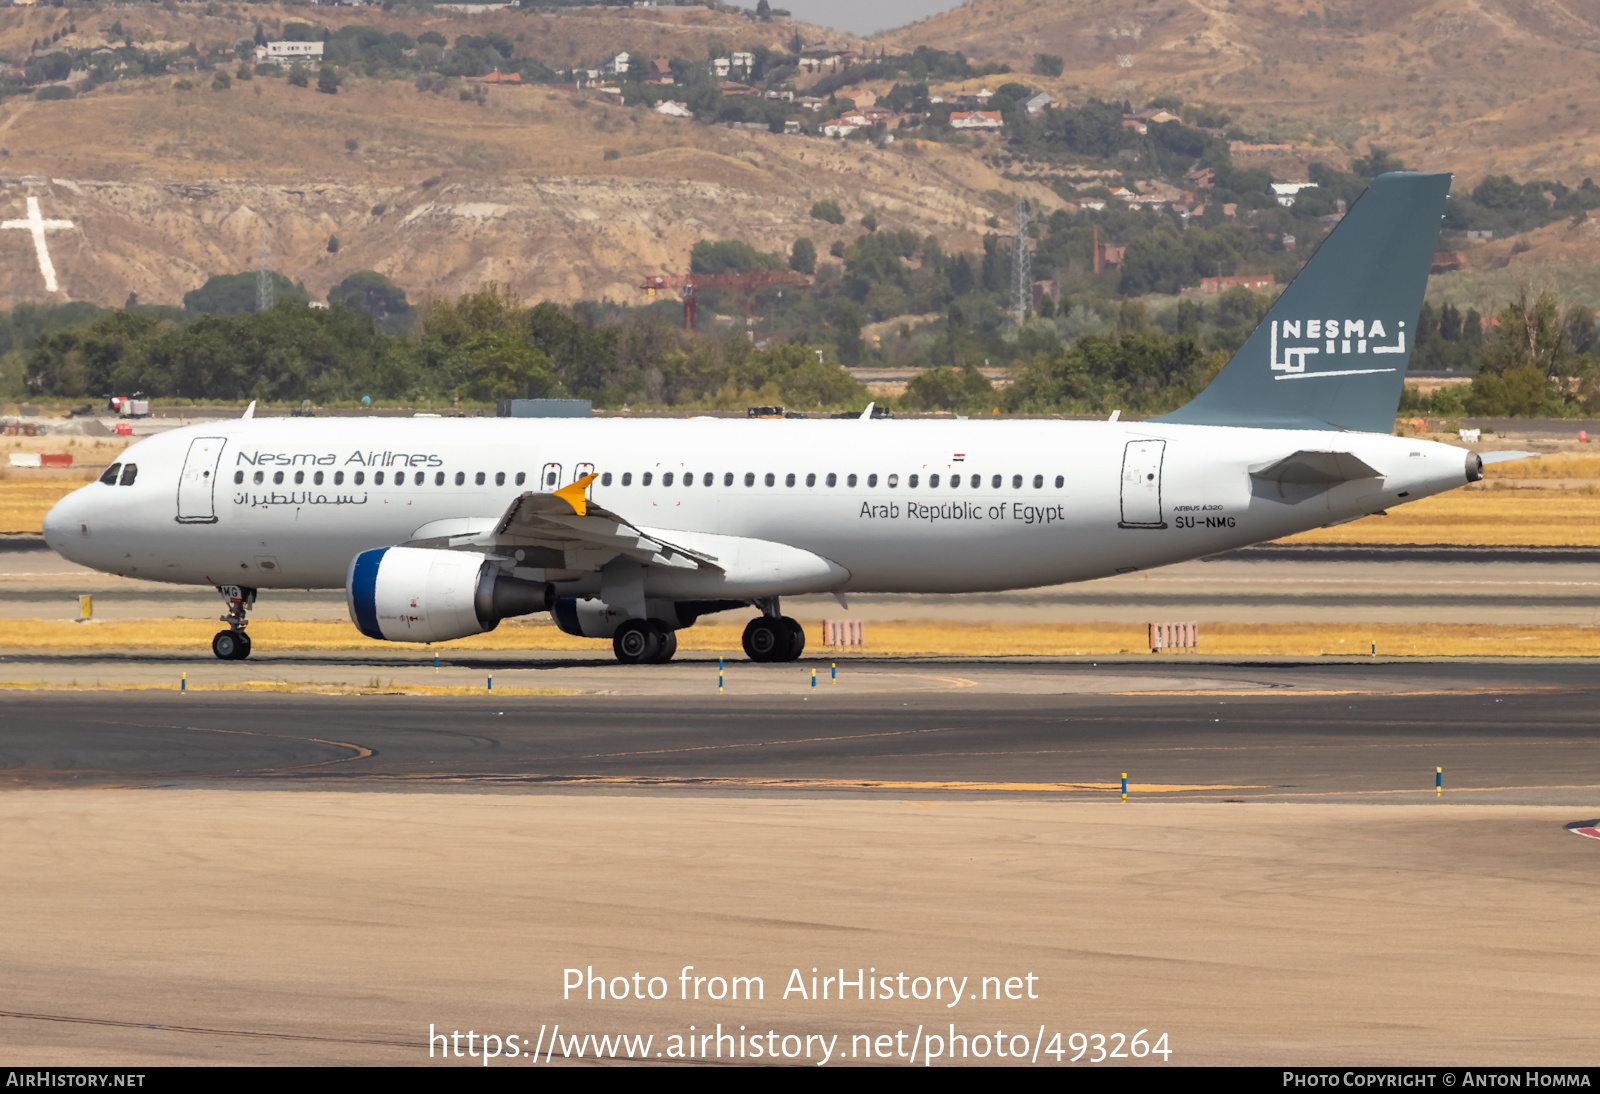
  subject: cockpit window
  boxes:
[119,464,138,486]
[99,463,121,485]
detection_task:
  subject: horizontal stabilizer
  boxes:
[1250,450,1381,485]
[1478,450,1541,465]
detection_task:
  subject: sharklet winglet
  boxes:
[552,473,599,516]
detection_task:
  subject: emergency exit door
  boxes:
[540,463,562,491]
[1119,439,1167,529]
[176,436,227,524]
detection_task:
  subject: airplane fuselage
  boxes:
[44,416,1475,599]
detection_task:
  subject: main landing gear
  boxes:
[212,584,256,660]
[741,601,805,663]
[612,619,679,665]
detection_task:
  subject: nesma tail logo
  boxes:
[1270,319,1406,378]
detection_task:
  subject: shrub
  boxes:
[810,199,845,224]
[317,67,341,95]
[211,70,231,91]
[35,85,74,101]
[287,65,309,88]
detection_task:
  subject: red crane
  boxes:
[639,270,811,331]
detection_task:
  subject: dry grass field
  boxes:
[2,617,1596,660]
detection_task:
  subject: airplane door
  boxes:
[573,462,596,499]
[176,436,227,524]
[539,463,562,492]
[1119,439,1167,529]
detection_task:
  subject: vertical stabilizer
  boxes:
[1155,171,1451,433]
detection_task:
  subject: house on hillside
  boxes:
[1185,166,1215,189]
[655,100,693,118]
[1120,116,1148,135]
[822,111,870,137]
[1191,274,1276,294]
[602,51,630,77]
[473,70,522,84]
[1024,91,1057,117]
[646,58,673,84]
[950,110,1002,130]
[254,41,324,64]
[1271,180,1315,207]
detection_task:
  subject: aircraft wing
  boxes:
[406,473,719,575]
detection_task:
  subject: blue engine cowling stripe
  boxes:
[349,548,388,639]
[552,596,581,637]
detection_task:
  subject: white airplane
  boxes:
[41,172,1522,664]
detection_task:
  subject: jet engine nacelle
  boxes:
[347,546,553,643]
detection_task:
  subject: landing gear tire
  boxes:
[743,616,803,662]
[613,619,662,665]
[649,627,678,664]
[212,630,251,660]
[781,617,805,660]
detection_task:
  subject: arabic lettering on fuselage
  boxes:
[235,450,446,468]
[234,491,370,508]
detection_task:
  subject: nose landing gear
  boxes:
[212,585,256,660]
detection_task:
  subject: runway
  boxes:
[3,660,1599,805]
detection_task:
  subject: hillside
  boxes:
[880,0,1600,187]
[0,4,1058,309]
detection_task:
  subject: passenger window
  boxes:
[683,472,692,487]
[663,472,675,486]
[273,471,284,485]
[233,470,244,485]
[785,473,796,487]
[334,471,344,486]
[1055,475,1064,488]
[826,473,837,487]
[643,472,653,486]
[498,472,508,486]
[704,472,713,487]
[847,473,857,487]
[120,464,138,486]
[969,475,980,488]
[908,474,919,488]
[294,470,304,485]
[375,471,385,485]
[724,472,733,486]
[885,474,896,487]
[99,463,121,485]
[314,471,324,486]
[621,472,632,486]
[1012,474,1022,489]
[1033,474,1044,489]
[515,472,526,486]
[805,473,816,487]
[475,472,485,485]
[765,473,775,487]
[929,473,940,487]
[951,475,961,490]
[992,474,1001,488]
[745,473,755,487]
[354,471,365,485]
[869,473,879,487]
[600,472,611,487]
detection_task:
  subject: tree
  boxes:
[183,272,309,316]
[329,270,411,325]
[326,235,340,253]
[287,64,309,87]
[756,0,772,19]
[211,70,231,91]
[810,199,845,225]
[789,237,816,275]
[317,67,341,95]
[1032,53,1063,78]
[689,240,783,274]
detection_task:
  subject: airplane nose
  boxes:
[42,484,89,554]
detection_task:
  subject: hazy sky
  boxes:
[729,1,968,37]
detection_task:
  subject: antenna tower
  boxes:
[256,226,274,312]
[1009,198,1032,323]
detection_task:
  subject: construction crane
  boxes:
[639,270,811,331]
